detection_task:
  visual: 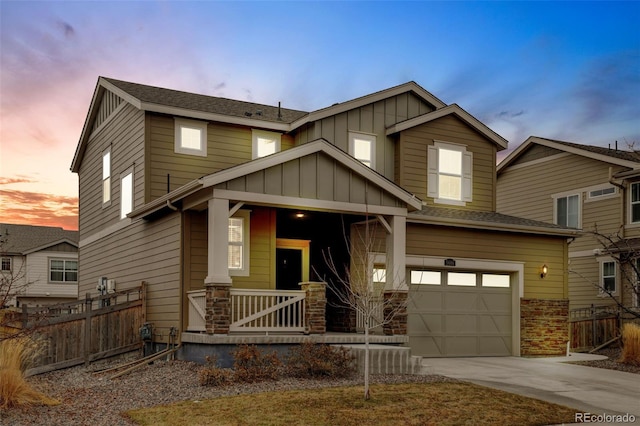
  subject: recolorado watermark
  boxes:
[575,412,636,423]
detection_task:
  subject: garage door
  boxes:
[408,270,512,357]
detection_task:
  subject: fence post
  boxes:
[22,303,28,329]
[83,292,92,366]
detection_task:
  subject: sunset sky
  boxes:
[1,1,638,231]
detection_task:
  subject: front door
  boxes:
[276,248,303,290]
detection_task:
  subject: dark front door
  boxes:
[276,248,303,290]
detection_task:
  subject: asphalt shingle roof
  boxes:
[0,223,78,254]
[537,138,640,163]
[103,77,309,124]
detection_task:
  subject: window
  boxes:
[1,257,11,272]
[228,211,250,275]
[252,130,281,159]
[175,118,207,157]
[482,274,510,288]
[600,260,617,295]
[428,142,472,205]
[588,186,616,199]
[120,168,133,219]
[631,182,640,223]
[372,268,386,284]
[102,148,111,205]
[447,271,476,286]
[555,194,580,228]
[348,132,376,168]
[49,259,78,283]
[410,270,441,285]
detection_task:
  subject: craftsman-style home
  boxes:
[71,77,578,358]
[497,137,640,314]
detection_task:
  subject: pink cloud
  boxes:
[0,189,78,230]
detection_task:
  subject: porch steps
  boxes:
[336,344,432,375]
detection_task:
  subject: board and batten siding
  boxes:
[295,92,435,181]
[78,213,182,343]
[78,103,146,240]
[405,224,568,300]
[24,251,78,299]
[147,114,295,201]
[397,115,497,211]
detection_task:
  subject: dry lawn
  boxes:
[125,381,578,426]
[620,322,640,366]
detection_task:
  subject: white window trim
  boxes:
[102,147,111,207]
[599,258,617,296]
[120,166,134,219]
[629,182,640,226]
[175,118,208,157]
[552,192,582,228]
[428,141,472,206]
[252,129,281,159]
[348,131,376,169]
[48,258,78,284]
[229,210,250,276]
[585,184,617,202]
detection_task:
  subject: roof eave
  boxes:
[23,238,79,255]
[129,180,203,220]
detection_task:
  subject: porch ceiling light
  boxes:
[540,264,548,279]
[295,212,305,218]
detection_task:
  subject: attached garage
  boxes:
[405,257,523,357]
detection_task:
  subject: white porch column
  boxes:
[385,215,407,291]
[205,197,232,285]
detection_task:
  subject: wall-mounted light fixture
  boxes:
[540,264,548,279]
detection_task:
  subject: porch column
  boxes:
[205,197,232,335]
[384,215,408,336]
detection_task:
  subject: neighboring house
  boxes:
[70,77,578,358]
[0,223,79,307]
[497,136,640,312]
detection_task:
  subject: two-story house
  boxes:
[0,223,79,307]
[70,77,577,358]
[497,137,640,313]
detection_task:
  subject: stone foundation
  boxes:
[520,298,569,356]
[382,290,408,336]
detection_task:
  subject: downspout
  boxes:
[166,200,179,211]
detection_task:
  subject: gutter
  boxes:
[129,180,202,219]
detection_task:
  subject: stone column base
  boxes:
[383,290,408,335]
[205,282,232,335]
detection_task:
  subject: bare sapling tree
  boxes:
[319,216,408,400]
[569,225,640,319]
[0,233,33,341]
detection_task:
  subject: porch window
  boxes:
[228,210,250,276]
[555,194,580,228]
[349,132,376,169]
[428,141,472,205]
[600,260,617,295]
[252,130,281,159]
[49,259,78,283]
[175,118,207,157]
[1,257,11,272]
[102,148,111,205]
[631,182,640,223]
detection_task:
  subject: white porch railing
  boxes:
[186,288,306,333]
[356,298,384,333]
[230,289,305,333]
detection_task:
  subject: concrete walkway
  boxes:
[423,354,639,424]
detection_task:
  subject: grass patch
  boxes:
[125,382,578,426]
[620,322,640,366]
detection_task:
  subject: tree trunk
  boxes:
[364,319,370,400]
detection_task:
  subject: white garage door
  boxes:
[408,270,512,357]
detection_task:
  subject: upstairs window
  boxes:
[349,132,376,168]
[554,194,580,228]
[120,167,133,219]
[175,118,207,157]
[631,182,640,223]
[1,257,11,272]
[600,260,617,295]
[588,186,616,199]
[49,259,78,283]
[428,141,472,205]
[102,148,111,205]
[252,130,281,159]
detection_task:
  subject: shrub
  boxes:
[285,341,356,379]
[0,337,58,408]
[620,322,640,366]
[232,345,282,383]
[198,355,234,387]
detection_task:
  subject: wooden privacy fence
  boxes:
[19,284,145,376]
[569,304,620,351]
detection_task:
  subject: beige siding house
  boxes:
[497,136,640,312]
[0,223,78,307]
[71,78,577,359]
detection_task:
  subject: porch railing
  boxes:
[186,288,306,333]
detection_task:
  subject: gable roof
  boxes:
[0,223,78,255]
[410,206,580,237]
[385,104,508,150]
[497,136,640,173]
[131,139,423,219]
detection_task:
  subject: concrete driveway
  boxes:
[423,354,639,424]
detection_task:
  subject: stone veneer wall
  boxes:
[520,298,569,356]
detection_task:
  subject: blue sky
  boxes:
[1,1,638,229]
